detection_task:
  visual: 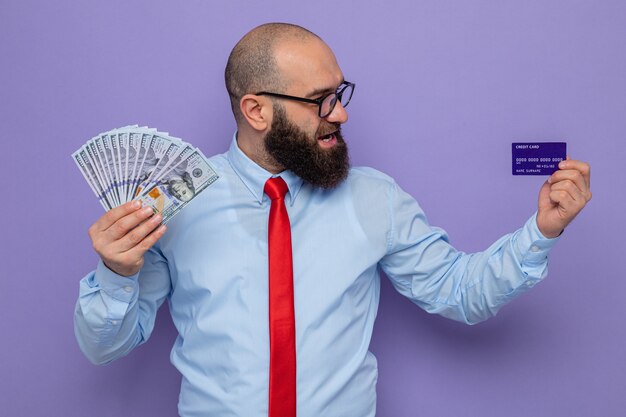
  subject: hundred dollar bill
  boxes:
[99,134,123,206]
[137,138,188,193]
[87,137,116,206]
[106,133,123,206]
[88,143,115,208]
[134,133,177,196]
[117,130,129,201]
[123,127,159,199]
[119,127,147,201]
[139,144,194,196]
[132,133,157,198]
[107,125,137,203]
[104,124,140,204]
[126,131,142,202]
[72,146,112,210]
[134,149,218,224]
[116,128,132,202]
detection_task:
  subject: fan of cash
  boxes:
[72,125,219,224]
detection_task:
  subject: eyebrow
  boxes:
[305,79,345,98]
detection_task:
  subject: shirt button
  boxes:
[123,286,133,293]
[111,320,118,325]
[526,281,533,287]
[530,245,540,253]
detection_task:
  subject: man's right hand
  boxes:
[88,201,167,277]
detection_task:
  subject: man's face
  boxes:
[264,38,350,188]
[170,180,194,202]
[264,103,349,189]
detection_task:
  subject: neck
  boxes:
[236,129,284,174]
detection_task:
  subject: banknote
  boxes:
[72,126,219,223]
[82,143,112,209]
[139,144,194,196]
[126,131,142,202]
[98,130,124,204]
[132,132,158,198]
[135,149,219,223]
[88,138,116,206]
[72,147,111,210]
[134,133,178,196]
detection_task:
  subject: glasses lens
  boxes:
[319,83,354,117]
[338,83,354,108]
[320,94,337,118]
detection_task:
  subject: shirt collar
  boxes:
[226,132,304,206]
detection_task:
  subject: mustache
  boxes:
[317,122,342,137]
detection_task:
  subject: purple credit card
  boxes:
[512,142,567,175]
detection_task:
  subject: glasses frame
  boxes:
[255,81,355,118]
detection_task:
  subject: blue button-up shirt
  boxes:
[75,135,558,417]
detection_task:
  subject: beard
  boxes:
[264,104,350,189]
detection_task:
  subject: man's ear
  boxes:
[240,94,271,132]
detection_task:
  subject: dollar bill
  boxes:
[88,137,116,206]
[106,133,122,206]
[126,131,142,202]
[83,143,113,208]
[104,134,125,206]
[134,133,177,196]
[72,146,111,210]
[131,133,157,198]
[139,144,194,197]
[135,149,219,224]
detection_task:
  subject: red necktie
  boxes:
[264,177,296,417]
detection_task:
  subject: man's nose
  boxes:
[325,101,349,124]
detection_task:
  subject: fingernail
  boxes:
[142,206,153,215]
[547,177,552,184]
[153,214,163,222]
[559,161,566,169]
[132,201,141,208]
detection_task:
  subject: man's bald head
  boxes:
[224,23,321,123]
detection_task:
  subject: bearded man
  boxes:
[75,23,592,417]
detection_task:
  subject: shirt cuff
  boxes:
[513,212,560,266]
[93,260,140,303]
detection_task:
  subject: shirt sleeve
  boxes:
[379,180,559,325]
[73,246,171,364]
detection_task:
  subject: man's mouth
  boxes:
[317,131,337,148]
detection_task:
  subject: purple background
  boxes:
[1,1,624,416]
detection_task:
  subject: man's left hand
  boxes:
[536,157,592,238]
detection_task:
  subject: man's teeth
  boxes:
[320,133,333,142]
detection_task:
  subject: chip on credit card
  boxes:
[512,142,567,175]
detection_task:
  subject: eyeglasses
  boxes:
[256,81,355,118]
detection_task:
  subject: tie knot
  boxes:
[264,177,289,200]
